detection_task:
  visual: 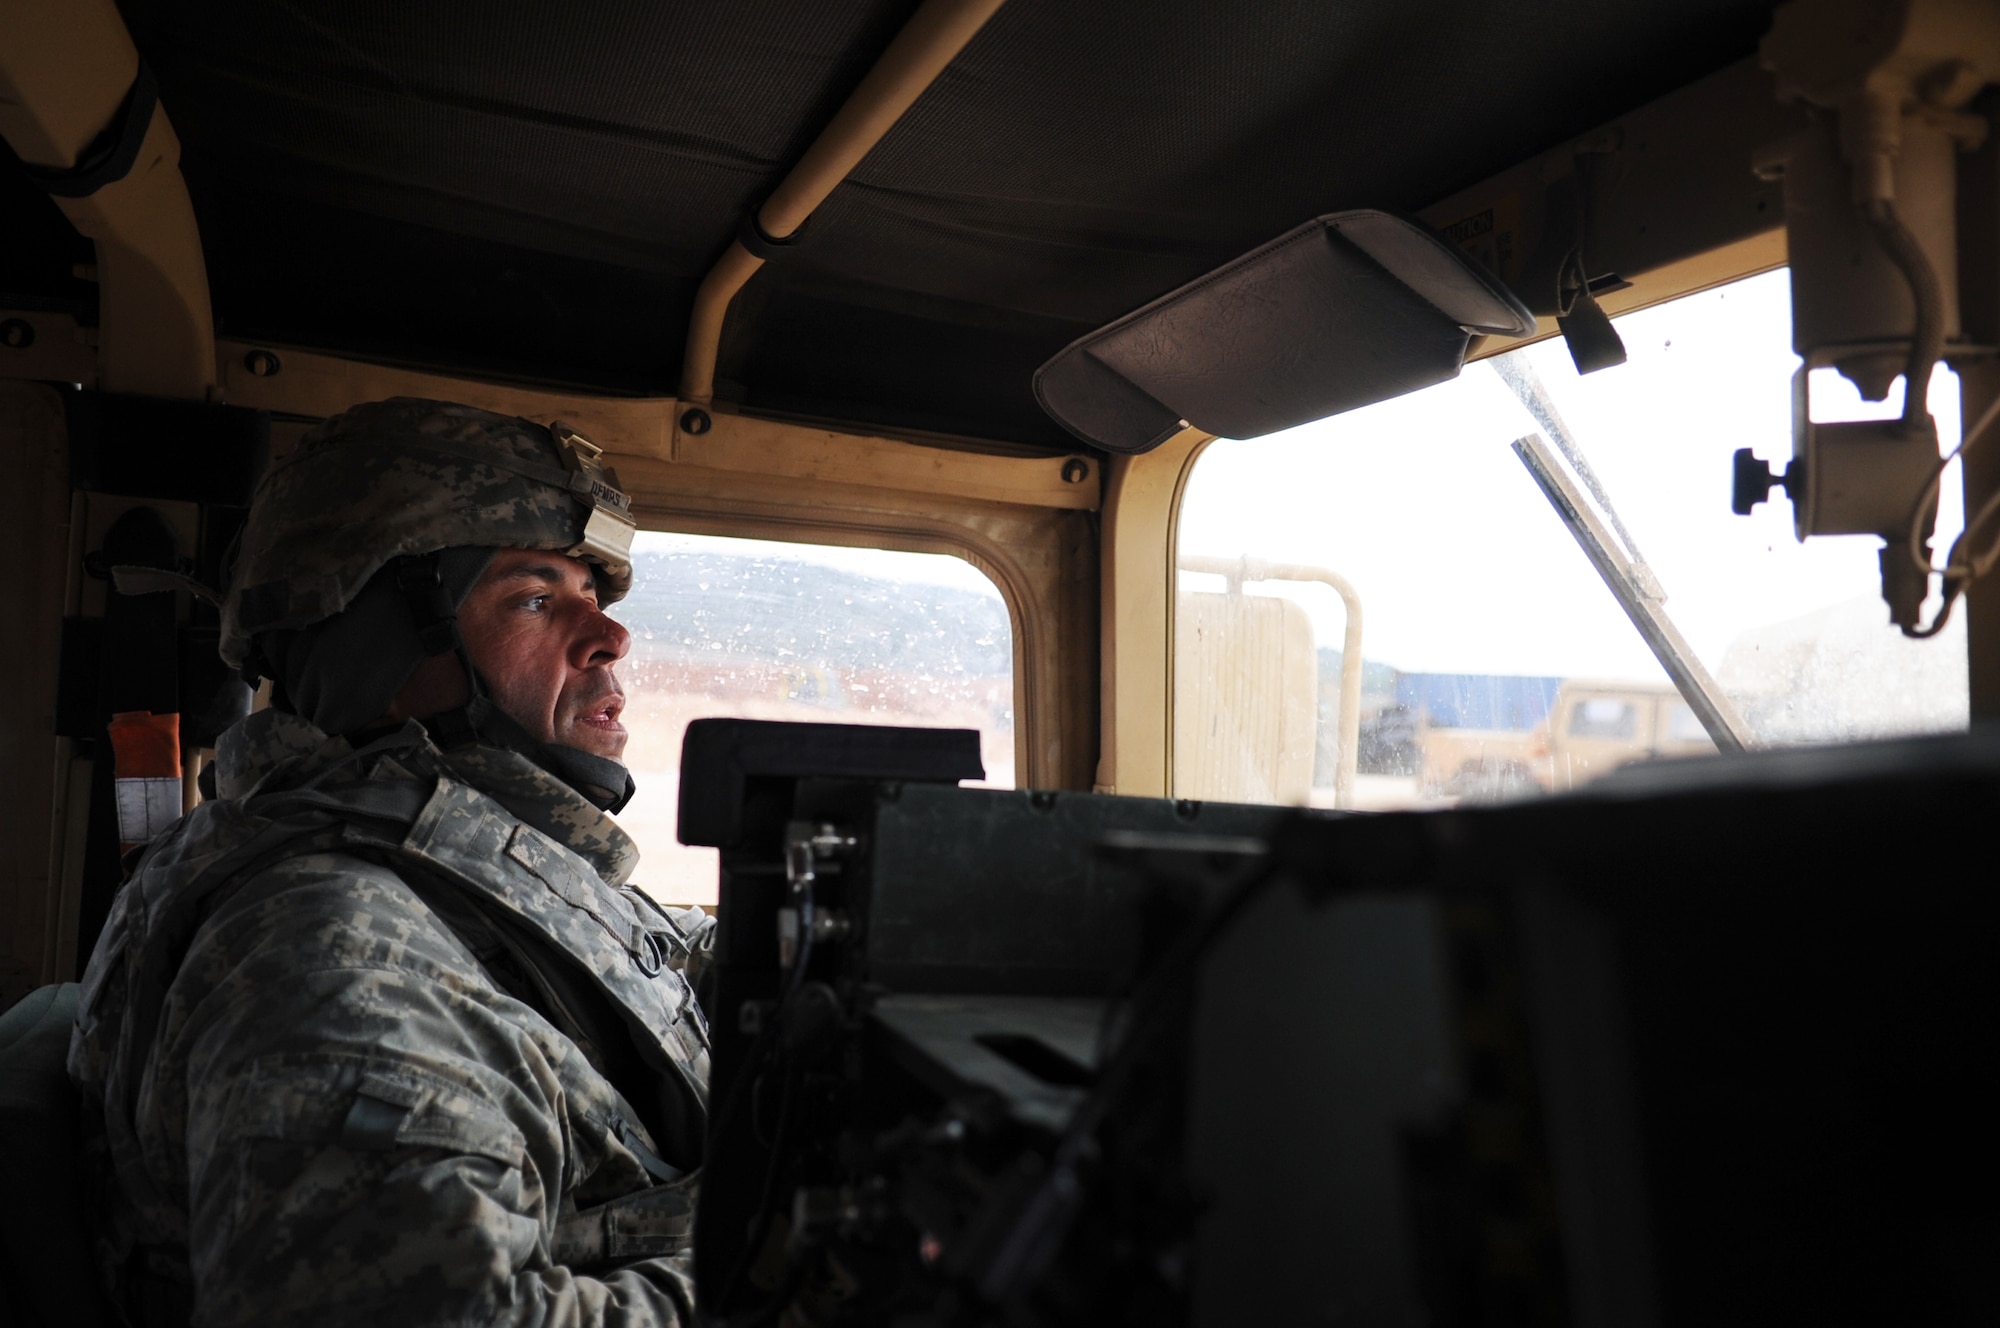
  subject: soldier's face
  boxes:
[457,548,633,760]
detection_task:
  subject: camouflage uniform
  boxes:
[68,400,714,1326]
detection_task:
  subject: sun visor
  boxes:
[1033,210,1534,454]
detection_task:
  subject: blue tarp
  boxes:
[1394,673,1564,731]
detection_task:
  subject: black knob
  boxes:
[1732,448,1793,516]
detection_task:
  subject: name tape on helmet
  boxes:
[551,421,637,569]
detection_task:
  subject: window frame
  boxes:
[199,346,1101,792]
[1113,234,1788,800]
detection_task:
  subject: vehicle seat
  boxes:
[0,984,108,1328]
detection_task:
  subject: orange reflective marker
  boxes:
[108,710,182,849]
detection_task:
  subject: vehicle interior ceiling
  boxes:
[8,0,1992,1001]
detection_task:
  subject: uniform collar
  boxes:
[212,709,351,800]
[438,742,640,886]
[210,709,639,886]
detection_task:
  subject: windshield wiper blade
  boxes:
[1492,353,1666,600]
[1511,431,1757,753]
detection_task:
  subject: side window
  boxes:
[610,532,1014,902]
[1665,701,1710,745]
[1569,697,1638,740]
[1175,267,1969,810]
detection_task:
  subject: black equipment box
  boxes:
[1210,732,2000,1328]
[681,721,1283,1318]
[685,720,2000,1328]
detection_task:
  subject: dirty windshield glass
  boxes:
[609,532,1014,902]
[1175,268,1968,811]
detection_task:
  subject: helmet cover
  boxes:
[222,397,635,669]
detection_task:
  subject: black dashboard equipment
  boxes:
[682,720,1283,1325]
[676,717,987,851]
[689,722,2000,1328]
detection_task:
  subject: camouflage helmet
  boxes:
[221,397,637,669]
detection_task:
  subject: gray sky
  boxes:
[630,529,1007,595]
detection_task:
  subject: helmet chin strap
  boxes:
[439,692,638,815]
[397,552,637,814]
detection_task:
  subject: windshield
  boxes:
[610,532,1015,901]
[1174,267,1968,810]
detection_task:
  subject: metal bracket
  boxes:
[550,419,637,574]
[778,821,859,969]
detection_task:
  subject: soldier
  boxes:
[69,399,712,1326]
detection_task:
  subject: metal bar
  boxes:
[679,241,764,409]
[0,0,215,397]
[1510,434,1756,752]
[1491,353,1664,598]
[678,0,1008,405]
[1178,555,1364,808]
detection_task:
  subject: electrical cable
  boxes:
[1866,193,1975,640]
[1907,464,2000,639]
[713,1034,801,1316]
[700,1001,785,1312]
[1904,582,1961,639]
[1554,247,1586,320]
[1961,486,2000,580]
[956,852,1284,1299]
[710,835,842,1319]
[1905,392,2000,575]
[1901,394,2000,638]
[1867,198,1946,434]
[1553,152,1604,322]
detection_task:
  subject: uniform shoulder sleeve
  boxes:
[175,860,698,1327]
[194,1051,696,1326]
